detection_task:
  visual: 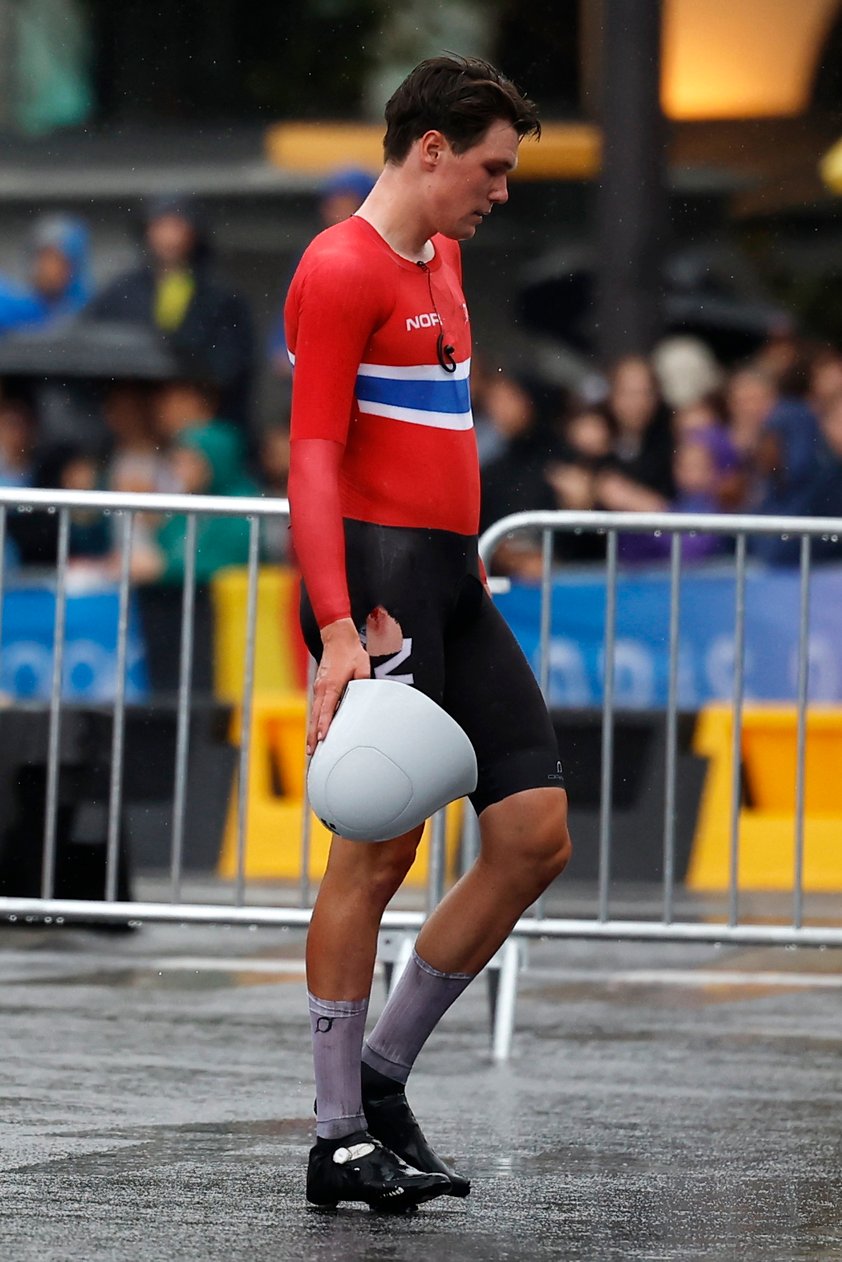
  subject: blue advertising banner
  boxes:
[4,566,841,709]
[0,583,149,702]
[495,564,842,709]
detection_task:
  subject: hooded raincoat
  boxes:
[155,420,259,584]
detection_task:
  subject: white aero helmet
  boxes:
[307,679,478,842]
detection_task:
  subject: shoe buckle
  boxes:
[332,1142,376,1164]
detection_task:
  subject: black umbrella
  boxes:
[0,318,183,381]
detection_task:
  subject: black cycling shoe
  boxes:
[361,1064,472,1198]
[306,1129,451,1211]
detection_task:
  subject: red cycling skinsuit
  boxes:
[285,215,562,814]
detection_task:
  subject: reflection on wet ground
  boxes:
[1,924,841,1260]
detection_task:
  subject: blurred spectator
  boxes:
[130,376,258,585]
[55,446,111,562]
[595,356,674,511]
[480,375,557,514]
[673,394,743,510]
[470,353,507,467]
[98,382,178,577]
[673,394,725,438]
[674,430,736,520]
[0,398,37,487]
[544,405,614,563]
[268,166,376,379]
[721,360,826,563]
[652,335,723,409]
[558,405,615,465]
[804,391,842,543]
[480,373,558,578]
[752,320,803,391]
[808,347,842,418]
[101,382,176,495]
[318,166,377,229]
[155,427,257,584]
[753,391,842,566]
[755,395,823,516]
[89,195,255,436]
[722,366,778,509]
[699,363,825,525]
[0,214,91,335]
[724,366,776,463]
[6,442,108,567]
[618,429,735,565]
[153,376,230,452]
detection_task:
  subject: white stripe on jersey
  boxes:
[287,354,472,382]
[357,399,474,431]
[357,359,471,382]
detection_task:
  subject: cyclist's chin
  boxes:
[445,219,478,242]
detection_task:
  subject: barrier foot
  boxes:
[489,938,523,1061]
[377,930,523,1059]
[377,930,415,998]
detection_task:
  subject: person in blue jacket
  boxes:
[267,167,376,378]
[0,214,91,334]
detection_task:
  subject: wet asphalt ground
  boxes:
[2,914,842,1261]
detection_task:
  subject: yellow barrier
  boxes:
[210,566,302,700]
[217,693,463,885]
[264,120,601,182]
[688,704,842,891]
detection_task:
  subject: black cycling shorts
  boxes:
[300,519,564,817]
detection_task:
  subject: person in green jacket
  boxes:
[133,377,258,584]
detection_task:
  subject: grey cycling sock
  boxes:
[308,991,369,1140]
[362,949,474,1085]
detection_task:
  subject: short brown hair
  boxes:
[383,54,540,164]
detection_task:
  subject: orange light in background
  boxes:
[820,135,842,191]
[662,0,841,119]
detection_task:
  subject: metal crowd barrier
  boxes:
[479,508,842,950]
[1,490,842,1056]
[0,485,428,934]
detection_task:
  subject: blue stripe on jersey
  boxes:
[355,372,471,416]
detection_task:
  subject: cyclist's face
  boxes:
[433,120,518,241]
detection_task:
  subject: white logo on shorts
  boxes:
[372,637,414,685]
